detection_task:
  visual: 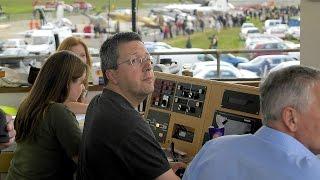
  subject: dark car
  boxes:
[219,53,249,67]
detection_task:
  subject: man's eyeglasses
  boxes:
[118,56,153,67]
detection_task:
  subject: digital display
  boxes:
[228,97,247,106]
[221,90,260,115]
[213,111,262,135]
[179,131,186,137]
[224,119,252,135]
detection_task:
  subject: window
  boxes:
[277,43,288,49]
[32,37,49,45]
[272,58,281,65]
[221,71,237,78]
[204,71,216,79]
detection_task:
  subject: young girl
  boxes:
[57,37,92,114]
[6,51,88,180]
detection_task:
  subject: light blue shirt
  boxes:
[183,126,320,180]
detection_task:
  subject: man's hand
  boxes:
[0,117,16,149]
[170,162,187,173]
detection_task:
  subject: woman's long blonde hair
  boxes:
[57,36,92,68]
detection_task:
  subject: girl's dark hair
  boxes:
[15,51,88,142]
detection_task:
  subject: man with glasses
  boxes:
[77,32,181,180]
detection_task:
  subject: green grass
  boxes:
[0,0,184,15]
[164,27,245,50]
[248,18,264,30]
[0,0,32,14]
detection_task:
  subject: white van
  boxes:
[41,23,72,43]
[26,30,56,55]
[264,19,282,32]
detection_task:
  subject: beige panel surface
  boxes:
[145,72,261,156]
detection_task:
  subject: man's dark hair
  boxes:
[99,32,142,85]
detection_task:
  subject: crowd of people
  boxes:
[154,5,300,48]
[0,19,318,180]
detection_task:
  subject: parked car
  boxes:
[286,17,300,40]
[193,65,257,80]
[197,54,217,62]
[269,60,300,73]
[150,46,209,73]
[194,66,242,79]
[185,61,257,78]
[144,41,174,52]
[238,55,297,77]
[264,19,282,32]
[219,53,249,67]
[72,1,93,11]
[245,34,283,50]
[284,41,300,60]
[241,23,255,30]
[265,24,288,39]
[286,26,300,40]
[249,41,289,59]
[26,30,56,55]
[239,27,260,40]
[186,61,236,75]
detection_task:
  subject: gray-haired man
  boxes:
[183,65,320,180]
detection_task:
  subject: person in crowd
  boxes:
[209,34,218,49]
[0,109,16,150]
[186,35,192,48]
[6,51,88,180]
[77,32,182,180]
[183,65,320,180]
[57,36,92,114]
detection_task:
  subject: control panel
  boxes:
[151,79,176,110]
[145,109,171,143]
[145,72,262,156]
[172,124,195,143]
[172,83,206,118]
[151,79,207,118]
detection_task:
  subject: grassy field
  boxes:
[0,0,185,15]
[164,27,245,50]
[163,18,268,50]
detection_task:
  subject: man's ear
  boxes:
[105,70,119,85]
[281,106,299,132]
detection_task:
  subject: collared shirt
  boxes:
[77,89,170,180]
[183,126,320,180]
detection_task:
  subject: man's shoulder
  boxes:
[209,134,254,146]
[199,134,255,155]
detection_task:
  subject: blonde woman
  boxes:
[57,37,92,114]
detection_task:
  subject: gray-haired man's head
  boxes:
[260,65,320,125]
